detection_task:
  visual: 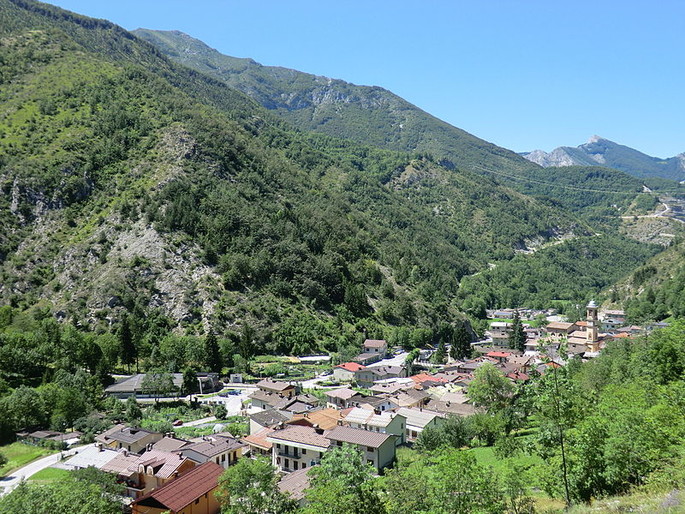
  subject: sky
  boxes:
[46,0,685,158]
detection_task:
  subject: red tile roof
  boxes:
[133,461,223,512]
[336,362,365,372]
[409,373,447,384]
[486,351,512,358]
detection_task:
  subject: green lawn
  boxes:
[0,442,57,476]
[29,467,70,483]
[468,446,543,481]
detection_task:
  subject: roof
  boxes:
[278,467,311,501]
[344,407,401,428]
[546,321,574,331]
[326,426,393,448]
[354,352,380,362]
[100,451,141,477]
[396,407,444,429]
[179,435,245,459]
[486,351,512,358]
[249,409,290,428]
[133,449,190,479]
[288,408,345,431]
[410,373,447,384]
[423,399,477,416]
[28,430,61,439]
[363,339,387,348]
[152,436,189,453]
[336,362,365,372]
[266,426,331,449]
[242,427,275,451]
[95,424,159,445]
[64,445,120,470]
[256,379,295,393]
[248,390,282,406]
[104,373,183,394]
[133,462,223,512]
[326,387,358,400]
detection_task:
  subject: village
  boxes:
[4,301,658,513]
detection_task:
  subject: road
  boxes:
[0,446,83,496]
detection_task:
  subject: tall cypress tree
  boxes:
[119,313,137,374]
[450,321,472,360]
[508,311,526,352]
[204,332,222,373]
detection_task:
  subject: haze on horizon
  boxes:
[46,0,685,158]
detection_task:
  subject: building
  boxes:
[354,366,406,388]
[333,362,365,382]
[241,426,276,457]
[101,449,195,498]
[362,339,388,357]
[176,434,245,469]
[95,425,163,454]
[278,467,310,507]
[544,321,578,339]
[325,387,360,409]
[486,322,512,346]
[255,379,296,398]
[104,373,184,398]
[63,444,120,470]
[131,461,224,514]
[266,426,330,473]
[343,407,406,445]
[396,407,445,442]
[249,409,291,435]
[287,408,346,431]
[325,426,396,472]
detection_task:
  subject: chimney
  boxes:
[314,427,324,435]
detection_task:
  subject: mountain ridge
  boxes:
[522,136,685,181]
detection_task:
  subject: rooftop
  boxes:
[288,408,345,430]
[133,462,224,513]
[266,426,331,449]
[326,387,359,400]
[242,427,275,451]
[344,407,401,428]
[249,409,290,428]
[363,339,387,348]
[278,467,311,501]
[337,362,365,372]
[326,426,393,448]
[95,424,160,445]
[256,379,295,393]
[179,435,245,459]
[396,407,444,428]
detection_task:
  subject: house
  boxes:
[423,398,476,417]
[273,394,320,416]
[343,407,406,445]
[486,351,512,364]
[101,449,195,498]
[95,425,163,454]
[354,366,406,388]
[255,379,296,398]
[152,435,190,453]
[278,467,310,507]
[287,408,347,431]
[266,426,331,473]
[356,395,398,412]
[24,430,82,447]
[131,461,224,514]
[353,352,383,365]
[176,434,245,469]
[242,426,276,457]
[396,407,445,442]
[544,321,578,339]
[63,444,120,470]
[325,387,360,409]
[333,362,365,382]
[363,339,388,357]
[104,373,184,398]
[325,426,396,472]
[487,322,512,346]
[249,409,291,435]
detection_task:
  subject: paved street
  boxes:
[0,446,83,497]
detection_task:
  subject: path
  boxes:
[0,446,83,496]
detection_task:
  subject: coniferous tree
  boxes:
[451,321,472,360]
[508,311,526,352]
[204,332,222,373]
[119,313,137,374]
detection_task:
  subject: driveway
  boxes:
[0,446,83,496]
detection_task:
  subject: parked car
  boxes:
[172,419,183,426]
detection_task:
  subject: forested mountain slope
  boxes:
[0,0,600,346]
[134,29,677,225]
[132,29,541,176]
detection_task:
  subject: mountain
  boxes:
[1,0,620,350]
[132,29,540,177]
[522,136,685,181]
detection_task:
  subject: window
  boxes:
[367,447,374,452]
[284,458,289,468]
[293,461,298,470]
[302,449,306,455]
[302,462,306,468]
[277,443,281,449]
[337,441,343,447]
[221,454,226,462]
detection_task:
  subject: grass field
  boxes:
[28,467,70,483]
[0,442,57,476]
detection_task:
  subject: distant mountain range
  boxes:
[522,136,685,181]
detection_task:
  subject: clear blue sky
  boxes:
[47,0,684,157]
